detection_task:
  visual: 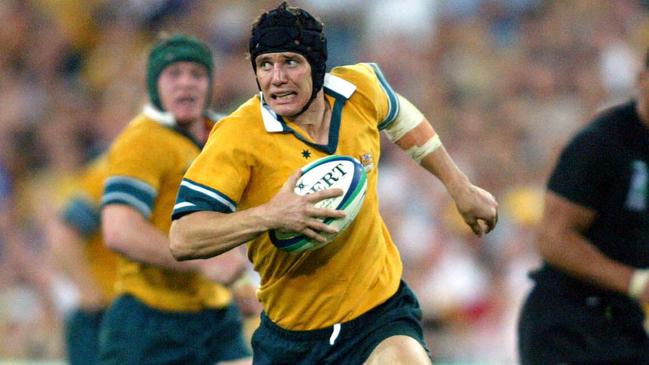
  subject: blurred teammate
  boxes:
[46,154,118,365]
[169,3,498,364]
[517,50,649,364]
[98,34,251,365]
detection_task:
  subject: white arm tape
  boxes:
[629,269,649,299]
[383,94,425,142]
[404,134,442,163]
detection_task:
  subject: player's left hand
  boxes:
[232,280,263,317]
[264,169,346,243]
[453,183,498,236]
[198,248,248,285]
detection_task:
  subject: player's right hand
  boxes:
[264,169,346,241]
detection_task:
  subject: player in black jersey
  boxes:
[518,50,649,364]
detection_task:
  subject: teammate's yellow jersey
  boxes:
[103,106,231,312]
[62,155,117,305]
[173,63,403,330]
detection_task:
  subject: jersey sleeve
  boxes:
[61,194,100,237]
[547,127,613,210]
[62,156,107,237]
[336,63,400,130]
[172,119,251,220]
[102,128,170,218]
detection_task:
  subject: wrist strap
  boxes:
[629,269,649,299]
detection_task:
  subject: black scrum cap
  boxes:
[250,2,327,106]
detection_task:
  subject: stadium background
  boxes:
[0,0,648,364]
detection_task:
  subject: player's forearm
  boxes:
[538,227,634,295]
[102,206,199,272]
[56,250,104,306]
[47,221,102,299]
[419,145,471,198]
[170,208,270,260]
[388,110,471,197]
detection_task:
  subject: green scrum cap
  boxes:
[146,34,214,111]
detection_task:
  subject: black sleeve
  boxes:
[547,127,613,211]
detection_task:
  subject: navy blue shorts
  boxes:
[65,308,105,365]
[97,295,251,365]
[251,280,430,365]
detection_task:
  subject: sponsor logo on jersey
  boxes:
[359,152,373,173]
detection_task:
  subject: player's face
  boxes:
[158,61,210,124]
[255,52,312,117]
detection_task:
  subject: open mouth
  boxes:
[176,95,197,105]
[271,91,296,100]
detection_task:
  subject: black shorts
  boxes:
[251,280,430,365]
[97,295,250,365]
[518,285,649,365]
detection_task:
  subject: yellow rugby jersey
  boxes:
[174,63,403,330]
[61,155,117,305]
[102,106,231,312]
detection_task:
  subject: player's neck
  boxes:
[293,91,326,124]
[294,94,331,144]
[179,118,209,143]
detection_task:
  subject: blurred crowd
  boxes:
[1,0,648,363]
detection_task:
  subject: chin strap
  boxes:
[288,90,320,118]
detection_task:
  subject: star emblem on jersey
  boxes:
[301,149,311,159]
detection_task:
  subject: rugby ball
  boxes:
[269,155,367,253]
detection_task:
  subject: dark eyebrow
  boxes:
[255,55,272,66]
[255,53,304,68]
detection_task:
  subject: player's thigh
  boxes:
[363,335,432,365]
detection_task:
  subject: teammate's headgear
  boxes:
[146,34,214,111]
[249,2,327,112]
